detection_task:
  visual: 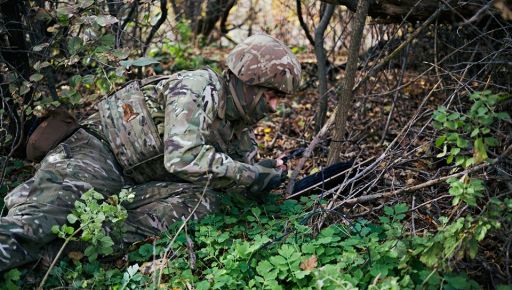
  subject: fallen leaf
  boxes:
[67,251,84,261]
[300,255,317,271]
[139,258,167,275]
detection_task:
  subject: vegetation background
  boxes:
[0,0,511,289]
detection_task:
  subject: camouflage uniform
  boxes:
[0,34,301,271]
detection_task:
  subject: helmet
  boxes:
[226,34,301,94]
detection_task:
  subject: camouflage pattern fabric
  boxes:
[122,181,221,243]
[0,129,222,271]
[0,129,124,271]
[226,34,302,94]
[156,68,261,190]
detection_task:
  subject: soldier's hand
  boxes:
[249,160,284,195]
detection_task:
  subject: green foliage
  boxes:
[0,269,21,290]
[51,188,134,261]
[417,90,512,275]
[149,21,217,73]
[447,175,484,206]
[433,91,509,207]
[35,196,484,289]
[433,91,509,168]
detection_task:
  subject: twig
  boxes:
[142,0,167,56]
[296,0,315,47]
[409,194,451,212]
[156,175,212,286]
[337,163,488,206]
[38,226,84,289]
[379,44,409,145]
[326,0,369,164]
[353,6,443,93]
[286,111,336,196]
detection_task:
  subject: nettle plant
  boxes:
[433,91,510,206]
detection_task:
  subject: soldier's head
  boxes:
[225,33,301,123]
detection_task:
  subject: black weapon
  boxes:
[290,160,355,196]
[281,148,305,164]
[278,148,355,196]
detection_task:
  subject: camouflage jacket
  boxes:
[89,68,259,190]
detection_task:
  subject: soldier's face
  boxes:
[263,90,285,111]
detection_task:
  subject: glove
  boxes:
[249,159,284,195]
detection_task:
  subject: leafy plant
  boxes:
[38,188,134,289]
[433,91,509,168]
[51,188,134,261]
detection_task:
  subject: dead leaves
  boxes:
[300,255,318,271]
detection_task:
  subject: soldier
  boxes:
[0,33,301,271]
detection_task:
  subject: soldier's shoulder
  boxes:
[176,68,222,85]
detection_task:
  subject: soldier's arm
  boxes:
[229,127,258,164]
[159,73,258,189]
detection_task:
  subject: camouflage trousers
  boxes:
[0,129,220,272]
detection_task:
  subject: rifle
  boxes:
[280,148,355,197]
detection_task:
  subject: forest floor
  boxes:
[1,58,510,289]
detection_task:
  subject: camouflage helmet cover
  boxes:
[226,34,301,94]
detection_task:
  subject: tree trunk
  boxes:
[314,4,335,132]
[326,0,369,165]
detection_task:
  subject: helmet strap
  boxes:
[228,76,248,120]
[227,71,267,124]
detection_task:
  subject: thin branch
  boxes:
[327,0,369,165]
[353,6,443,93]
[296,0,315,47]
[121,0,139,32]
[156,175,212,285]
[338,163,488,206]
[142,0,168,56]
[336,144,512,206]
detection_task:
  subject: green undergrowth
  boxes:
[3,194,505,290]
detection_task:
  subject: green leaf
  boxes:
[4,268,21,281]
[456,137,469,149]
[395,203,409,213]
[67,213,78,224]
[470,128,479,137]
[64,225,75,235]
[19,82,31,95]
[435,135,446,147]
[67,37,83,55]
[120,57,160,68]
[33,61,51,71]
[29,73,44,82]
[484,137,499,147]
[51,225,60,234]
[251,207,262,217]
[270,255,287,266]
[496,112,510,121]
[195,281,210,290]
[436,144,447,158]
[82,74,95,85]
[32,43,49,52]
[473,138,488,163]
[99,34,115,48]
